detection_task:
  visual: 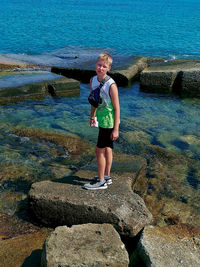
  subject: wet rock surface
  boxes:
[140,59,200,96]
[132,145,200,227]
[0,228,51,267]
[28,169,153,237]
[51,56,148,86]
[0,128,97,266]
[0,55,200,266]
[135,225,200,267]
[0,71,80,103]
[41,224,129,267]
[13,127,95,169]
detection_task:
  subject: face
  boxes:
[96,59,110,78]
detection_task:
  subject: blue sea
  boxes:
[1,0,200,59]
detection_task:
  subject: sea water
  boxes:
[1,0,200,59]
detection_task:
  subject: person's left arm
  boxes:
[110,83,120,140]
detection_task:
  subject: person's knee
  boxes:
[105,146,112,154]
[96,147,105,156]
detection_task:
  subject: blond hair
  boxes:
[98,52,113,66]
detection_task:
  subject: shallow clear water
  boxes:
[1,83,200,160]
[0,71,61,88]
[0,81,200,236]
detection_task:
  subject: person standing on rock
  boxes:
[84,52,120,190]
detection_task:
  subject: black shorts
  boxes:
[97,127,114,149]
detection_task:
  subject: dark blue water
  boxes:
[1,0,200,59]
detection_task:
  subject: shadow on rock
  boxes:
[21,249,42,267]
[52,175,91,186]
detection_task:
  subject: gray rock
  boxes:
[136,225,200,267]
[0,73,80,103]
[140,59,200,96]
[41,224,129,267]
[181,69,200,96]
[51,57,148,86]
[28,170,153,237]
[111,57,148,85]
[47,77,80,96]
[140,68,177,93]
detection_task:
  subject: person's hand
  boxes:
[111,129,119,141]
[90,118,96,127]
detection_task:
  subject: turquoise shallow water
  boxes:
[1,0,200,58]
[1,83,200,160]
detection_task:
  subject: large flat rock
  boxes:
[140,59,200,96]
[28,170,153,237]
[41,224,129,267]
[135,225,200,267]
[51,57,148,86]
[0,71,80,103]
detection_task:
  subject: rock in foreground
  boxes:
[136,225,200,267]
[28,170,152,237]
[41,224,129,267]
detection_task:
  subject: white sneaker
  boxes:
[94,176,112,185]
[83,180,108,190]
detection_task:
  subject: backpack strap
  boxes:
[99,75,110,89]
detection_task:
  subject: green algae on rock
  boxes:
[140,59,200,97]
[0,227,51,267]
[12,127,95,169]
[0,71,80,104]
[132,144,200,228]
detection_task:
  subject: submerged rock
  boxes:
[28,170,152,237]
[132,145,200,227]
[0,61,39,71]
[135,224,200,267]
[41,224,129,267]
[13,127,95,169]
[0,228,51,267]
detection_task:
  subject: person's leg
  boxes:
[83,146,107,190]
[96,147,106,180]
[104,147,113,177]
[83,127,113,189]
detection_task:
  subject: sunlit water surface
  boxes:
[0,83,200,165]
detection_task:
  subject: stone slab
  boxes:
[140,59,200,96]
[136,225,200,267]
[51,57,148,86]
[28,170,153,237]
[0,73,80,103]
[41,224,129,267]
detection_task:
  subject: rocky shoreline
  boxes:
[0,55,200,266]
[28,155,200,267]
[0,126,199,266]
[1,56,200,104]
